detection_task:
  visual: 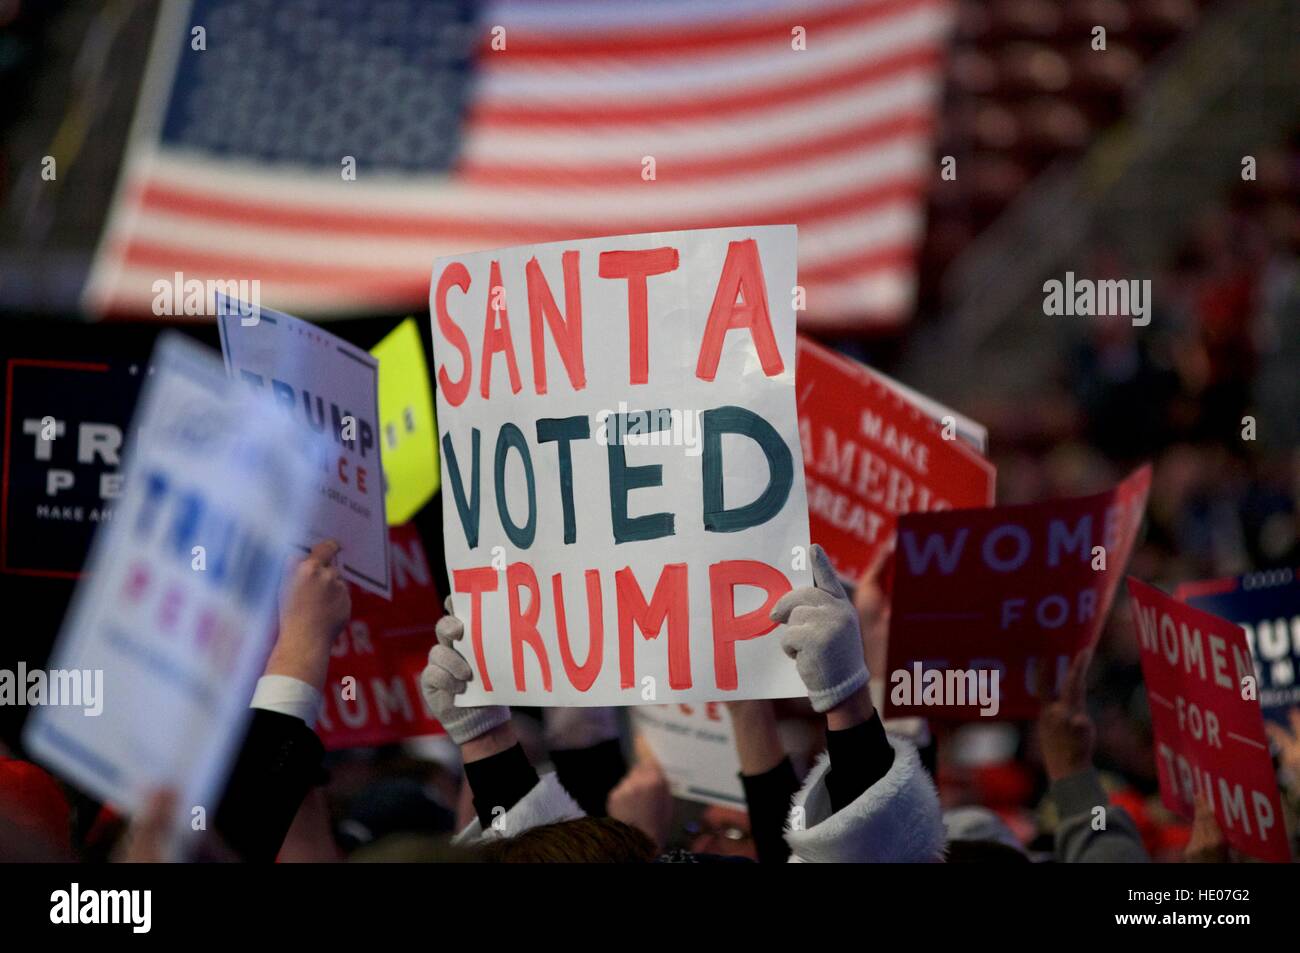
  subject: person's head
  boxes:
[942,806,1029,863]
[477,817,657,863]
[686,806,755,860]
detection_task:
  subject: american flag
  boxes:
[85,0,953,329]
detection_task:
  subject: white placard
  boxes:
[217,297,391,597]
[430,225,812,706]
[632,704,744,808]
[24,334,325,850]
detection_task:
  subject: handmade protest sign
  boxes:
[218,297,391,597]
[430,225,812,706]
[319,523,445,749]
[1176,570,1300,725]
[371,318,440,525]
[1,357,145,577]
[23,334,324,852]
[1127,578,1289,862]
[884,466,1151,721]
[796,336,995,583]
[631,703,744,808]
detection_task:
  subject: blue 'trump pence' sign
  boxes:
[1177,569,1300,724]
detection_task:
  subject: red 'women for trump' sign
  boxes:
[885,466,1151,721]
[318,524,445,749]
[795,336,994,584]
[1127,578,1289,862]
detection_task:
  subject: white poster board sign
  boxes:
[24,334,324,850]
[430,225,812,706]
[217,297,390,597]
[632,704,745,808]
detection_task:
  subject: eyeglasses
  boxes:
[683,820,751,842]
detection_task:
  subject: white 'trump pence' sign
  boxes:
[25,334,324,851]
[218,298,391,597]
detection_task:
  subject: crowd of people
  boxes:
[1,129,1296,870]
[943,126,1300,861]
[4,127,1299,859]
[3,516,1296,863]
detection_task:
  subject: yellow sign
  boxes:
[371,318,439,524]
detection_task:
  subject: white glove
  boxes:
[420,598,511,745]
[770,544,869,713]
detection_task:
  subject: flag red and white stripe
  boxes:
[85,0,953,328]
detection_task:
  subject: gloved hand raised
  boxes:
[770,544,870,713]
[420,598,511,746]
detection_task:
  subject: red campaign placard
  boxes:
[318,523,445,750]
[1126,578,1289,862]
[795,336,995,583]
[884,466,1151,721]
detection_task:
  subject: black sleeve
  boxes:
[549,738,627,817]
[739,756,799,863]
[824,712,895,815]
[215,709,326,862]
[462,743,541,829]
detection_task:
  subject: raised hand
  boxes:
[267,540,351,690]
[770,544,869,714]
[1263,708,1300,787]
[419,597,511,747]
[1036,650,1096,782]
